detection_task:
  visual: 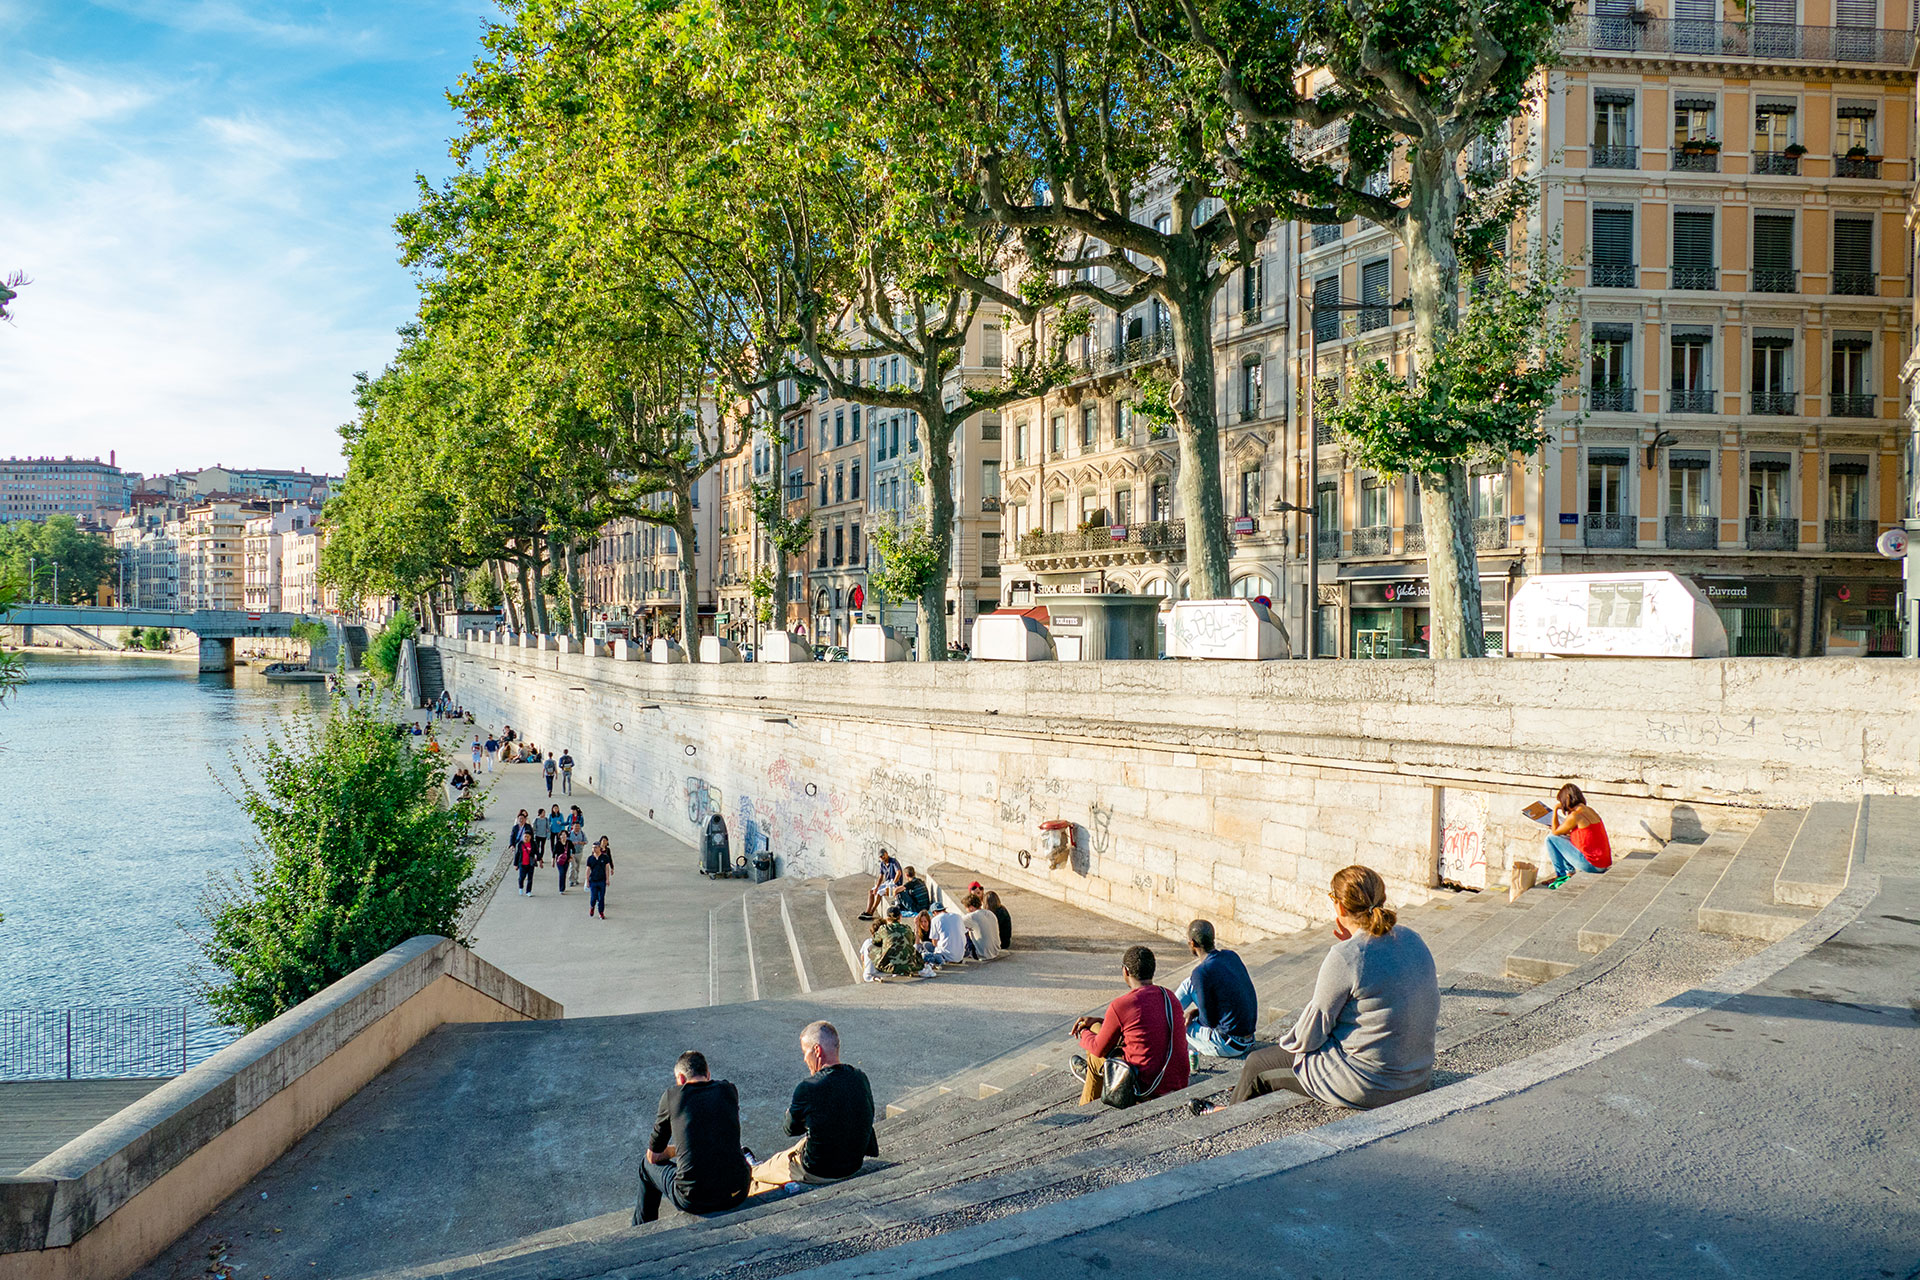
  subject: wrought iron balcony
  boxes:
[1671,266,1716,291]
[1315,529,1344,560]
[1826,518,1878,551]
[1753,268,1797,293]
[1671,147,1721,172]
[1585,512,1633,547]
[1473,517,1510,550]
[1315,418,1338,445]
[1066,329,1175,380]
[1590,383,1636,413]
[981,496,1001,512]
[1830,394,1876,418]
[1352,526,1392,556]
[1753,151,1801,175]
[1832,270,1876,296]
[1404,525,1426,554]
[1670,388,1717,414]
[1016,519,1186,562]
[1312,222,1342,245]
[1745,515,1796,550]
[1591,144,1638,169]
[1751,391,1797,416]
[1665,515,1718,549]
[1562,15,1914,66]
[1591,262,1635,288]
[1835,156,1881,179]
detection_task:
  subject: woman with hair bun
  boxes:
[1195,865,1439,1114]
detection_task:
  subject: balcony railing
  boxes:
[1585,512,1633,547]
[1315,417,1338,445]
[1830,393,1877,418]
[1832,270,1876,296]
[1352,526,1392,556]
[1752,390,1797,415]
[1591,262,1635,288]
[1016,520,1186,559]
[1404,525,1426,553]
[1666,515,1718,550]
[1590,383,1635,412]
[1473,517,1510,550]
[1670,388,1717,414]
[1835,156,1881,179]
[1746,515,1796,550]
[1562,15,1914,66]
[1067,329,1176,379]
[1753,151,1801,175]
[1312,223,1342,245]
[1671,148,1721,172]
[1753,268,1797,293]
[1826,518,1878,551]
[1316,529,1344,560]
[1591,144,1638,169]
[1671,266,1716,290]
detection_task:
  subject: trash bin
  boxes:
[702,815,729,878]
[752,851,776,884]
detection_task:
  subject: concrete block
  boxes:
[555,635,580,654]
[973,614,1056,661]
[761,631,814,663]
[651,638,689,664]
[1165,599,1290,660]
[584,639,611,658]
[699,636,743,663]
[850,624,911,662]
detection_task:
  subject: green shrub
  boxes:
[197,690,482,1030]
[364,613,417,683]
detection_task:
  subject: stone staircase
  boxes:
[415,644,447,707]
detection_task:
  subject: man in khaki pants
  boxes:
[750,1022,879,1193]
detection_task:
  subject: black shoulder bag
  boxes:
[1100,990,1180,1109]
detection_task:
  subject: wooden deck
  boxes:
[0,1079,172,1173]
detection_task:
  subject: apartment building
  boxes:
[1,455,138,524]
[178,499,260,611]
[281,525,327,616]
[154,465,338,507]
[580,472,718,640]
[807,384,873,648]
[112,510,179,611]
[242,504,314,613]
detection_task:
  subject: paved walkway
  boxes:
[0,1080,170,1174]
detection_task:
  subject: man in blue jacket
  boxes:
[1176,919,1258,1059]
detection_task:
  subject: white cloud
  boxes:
[0,62,158,142]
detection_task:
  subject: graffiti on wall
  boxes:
[1438,788,1488,890]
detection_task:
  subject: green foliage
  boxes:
[748,567,776,624]
[141,626,174,651]
[463,568,502,610]
[0,515,113,604]
[365,614,418,684]
[1322,254,1579,478]
[0,576,23,702]
[197,691,483,1031]
[289,621,331,655]
[749,481,813,559]
[868,511,943,607]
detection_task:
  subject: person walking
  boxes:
[559,748,575,796]
[586,837,613,919]
[543,752,558,798]
[547,806,568,868]
[471,737,484,773]
[530,808,548,866]
[568,806,586,864]
[484,731,499,772]
[515,825,538,896]
[553,836,572,893]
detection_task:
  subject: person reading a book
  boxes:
[1541,784,1612,888]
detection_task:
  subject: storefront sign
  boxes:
[1110,524,1128,541]
[1691,576,1801,608]
[1350,579,1432,607]
[1050,615,1084,627]
[1878,528,1909,558]
[1232,516,1256,535]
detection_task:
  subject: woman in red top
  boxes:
[1069,945,1190,1102]
[1544,783,1612,888]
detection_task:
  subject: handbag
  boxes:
[1099,990,1180,1109]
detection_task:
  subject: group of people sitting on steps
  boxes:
[857,852,1012,980]
[1070,864,1443,1116]
[635,1020,877,1224]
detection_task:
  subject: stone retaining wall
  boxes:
[0,938,560,1280]
[438,637,1918,940]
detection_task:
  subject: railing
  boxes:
[1752,390,1797,415]
[1315,418,1338,445]
[1562,14,1914,65]
[981,496,1002,512]
[1671,148,1721,172]
[1671,265,1717,291]
[1826,518,1879,551]
[1591,144,1638,169]
[1666,514,1718,549]
[1585,512,1633,547]
[1590,383,1636,412]
[1296,119,1350,158]
[1352,526,1392,556]
[1835,156,1881,179]
[1404,525,1426,554]
[1670,388,1717,414]
[1316,530,1344,560]
[1753,151,1801,175]
[1473,517,1510,550]
[980,422,1002,441]
[1832,270,1877,296]
[1591,262,1635,287]
[1753,267,1797,293]
[1746,515,1796,550]
[1241,405,1262,422]
[1016,519,1186,559]
[1830,393,1877,418]
[1312,223,1342,245]
[0,1006,208,1080]
[1067,329,1176,379]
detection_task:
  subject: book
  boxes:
[1520,801,1553,826]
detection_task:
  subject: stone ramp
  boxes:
[0,1079,171,1174]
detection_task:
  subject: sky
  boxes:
[0,0,496,480]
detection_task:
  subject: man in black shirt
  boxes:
[895,867,931,916]
[749,1021,878,1194]
[634,1050,750,1224]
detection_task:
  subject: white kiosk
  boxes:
[1508,571,1729,657]
[850,623,911,662]
[972,612,1056,661]
[1165,599,1291,660]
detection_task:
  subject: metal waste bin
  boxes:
[702,815,730,878]
[751,850,776,884]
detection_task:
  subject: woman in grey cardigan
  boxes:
[1194,865,1438,1114]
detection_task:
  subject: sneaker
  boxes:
[1070,1054,1089,1084]
[858,913,874,921]
[918,965,938,978]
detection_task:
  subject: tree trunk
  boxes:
[771,544,790,630]
[514,556,536,634]
[529,552,551,635]
[675,488,699,651]
[564,541,586,639]
[1169,282,1231,597]
[1403,141,1483,659]
[918,402,955,660]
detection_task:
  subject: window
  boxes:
[1048,495,1067,531]
[1587,450,1631,544]
[851,463,862,499]
[1836,103,1876,158]
[1669,452,1712,515]
[1080,490,1101,524]
[1748,454,1792,521]
[850,522,862,562]
[1359,259,1391,331]
[1150,478,1171,523]
[833,525,844,564]
[1312,275,1340,343]
[1590,324,1633,411]
[1241,359,1263,419]
[891,418,901,459]
[1672,211,1715,290]
[834,410,846,447]
[817,531,828,568]
[1472,469,1506,521]
[1753,214,1795,292]
[1754,100,1798,172]
[981,531,1000,573]
[1113,486,1133,526]
[834,466,845,503]
[1752,331,1795,413]
[1833,218,1874,295]
[1081,404,1097,448]
[1828,457,1869,522]
[1014,419,1027,462]
[983,324,1003,367]
[908,414,919,451]
[1672,96,1716,147]
[851,407,862,441]
[1592,207,1634,287]
[1831,335,1873,416]
[818,469,828,504]
[1670,326,1713,413]
[1314,481,1340,543]
[982,460,1001,499]
[1359,475,1390,527]
[1593,90,1635,168]
[1238,468,1262,517]
[1050,415,1066,455]
[1241,260,1263,319]
[1116,401,1130,441]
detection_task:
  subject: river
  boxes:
[0,652,327,1072]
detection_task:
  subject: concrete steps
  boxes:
[1774,800,1858,907]
[706,893,754,1005]
[1697,809,1823,941]
[1503,850,1658,982]
[709,876,873,1007]
[416,645,446,705]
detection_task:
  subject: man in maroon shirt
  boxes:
[1070,946,1189,1103]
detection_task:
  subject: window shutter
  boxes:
[1360,259,1390,307]
[1312,276,1339,342]
[1591,323,1634,343]
[1753,215,1794,271]
[1670,451,1711,471]
[1594,88,1634,105]
[1673,0,1714,16]
[1673,212,1713,269]
[1835,0,1874,27]
[1750,453,1791,472]
[1751,0,1794,21]
[1592,207,1633,265]
[1834,219,1873,276]
[1828,458,1869,476]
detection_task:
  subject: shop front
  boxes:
[1821,576,1904,656]
[1691,576,1801,657]
[1346,574,1510,658]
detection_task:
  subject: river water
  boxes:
[0,652,327,1072]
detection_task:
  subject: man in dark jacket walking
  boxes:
[750,1022,878,1193]
[635,1050,750,1224]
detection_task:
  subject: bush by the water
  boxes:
[364,613,417,683]
[197,690,482,1031]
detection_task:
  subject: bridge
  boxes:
[3,606,339,672]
